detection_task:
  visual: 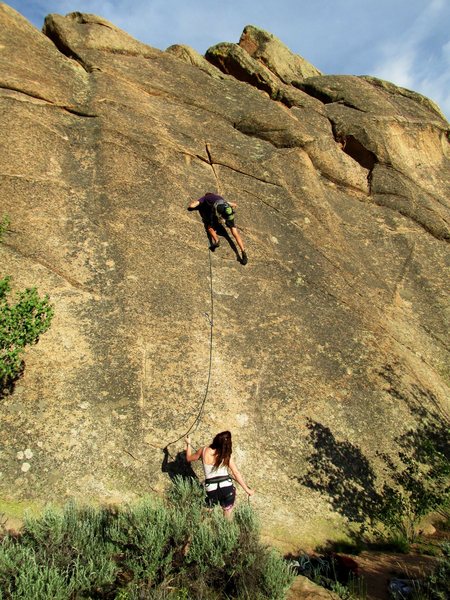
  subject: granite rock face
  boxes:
[0,4,449,548]
[239,25,322,83]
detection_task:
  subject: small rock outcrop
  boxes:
[0,4,448,549]
[166,44,224,79]
[288,576,339,600]
[205,26,322,102]
[239,25,322,83]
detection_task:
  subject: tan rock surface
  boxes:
[287,576,339,600]
[166,44,225,80]
[0,6,449,549]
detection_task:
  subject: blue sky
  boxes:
[5,0,450,119]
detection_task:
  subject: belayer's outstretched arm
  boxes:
[229,456,254,496]
[185,436,202,462]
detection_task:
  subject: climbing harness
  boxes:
[164,247,215,450]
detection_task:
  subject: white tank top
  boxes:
[202,447,230,488]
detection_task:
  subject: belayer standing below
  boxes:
[185,430,254,519]
[188,192,248,265]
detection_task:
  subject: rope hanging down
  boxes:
[164,248,215,449]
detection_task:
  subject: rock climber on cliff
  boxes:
[188,192,248,265]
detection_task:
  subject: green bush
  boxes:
[22,502,116,592]
[0,479,295,599]
[410,544,450,599]
[109,497,174,585]
[260,548,297,600]
[0,216,54,390]
[293,553,366,599]
[0,541,71,600]
[0,278,54,387]
[167,475,205,510]
[372,420,450,549]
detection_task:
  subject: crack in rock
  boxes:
[296,82,367,113]
[212,160,283,187]
[0,85,97,117]
[3,242,98,295]
[43,18,93,73]
[371,192,449,241]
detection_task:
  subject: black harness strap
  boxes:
[205,475,232,485]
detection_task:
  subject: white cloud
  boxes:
[414,61,450,117]
[430,0,445,10]
[371,0,450,118]
[443,39,450,63]
[373,51,415,89]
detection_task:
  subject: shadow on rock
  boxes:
[376,365,450,517]
[299,389,450,530]
[206,222,240,261]
[0,365,24,401]
[191,203,240,260]
[377,407,450,521]
[297,419,381,523]
[161,448,198,481]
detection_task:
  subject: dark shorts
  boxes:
[205,483,236,510]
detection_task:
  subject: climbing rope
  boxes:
[164,248,215,449]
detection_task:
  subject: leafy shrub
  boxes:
[291,552,365,599]
[108,497,174,585]
[259,548,297,600]
[372,419,450,548]
[0,278,54,388]
[0,541,72,600]
[409,544,450,599]
[0,479,295,599]
[0,216,54,391]
[167,475,205,510]
[187,507,239,573]
[22,502,116,592]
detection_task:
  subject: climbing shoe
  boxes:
[241,251,248,265]
[209,239,220,251]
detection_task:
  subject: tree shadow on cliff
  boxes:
[299,395,449,534]
[378,363,449,427]
[161,448,198,482]
[376,395,450,524]
[376,364,450,518]
[297,419,382,524]
[393,386,449,471]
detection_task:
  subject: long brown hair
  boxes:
[210,430,232,468]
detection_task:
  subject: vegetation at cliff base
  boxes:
[0,477,294,599]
